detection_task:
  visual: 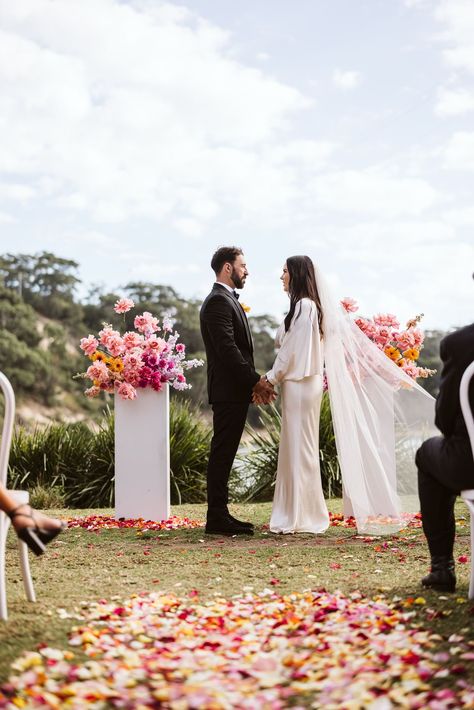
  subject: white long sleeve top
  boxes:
[266,297,324,385]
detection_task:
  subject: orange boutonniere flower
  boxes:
[240,302,251,313]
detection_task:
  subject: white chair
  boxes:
[0,371,36,620]
[459,360,474,600]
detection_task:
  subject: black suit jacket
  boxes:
[435,323,474,439]
[200,284,260,403]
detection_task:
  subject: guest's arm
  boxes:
[434,336,461,438]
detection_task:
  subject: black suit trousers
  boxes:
[416,435,474,557]
[207,401,249,513]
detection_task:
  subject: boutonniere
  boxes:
[240,302,251,313]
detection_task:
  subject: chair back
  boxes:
[0,372,15,488]
[460,360,474,459]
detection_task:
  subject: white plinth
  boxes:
[114,386,170,521]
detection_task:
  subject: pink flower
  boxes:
[396,331,416,350]
[123,352,142,370]
[134,312,159,334]
[374,326,391,346]
[177,374,186,383]
[412,328,424,348]
[86,361,110,384]
[176,343,185,353]
[373,313,400,329]
[123,370,140,387]
[107,335,125,357]
[123,332,143,350]
[144,336,166,353]
[84,386,101,398]
[341,297,358,313]
[115,381,137,400]
[99,326,120,348]
[80,335,99,356]
[401,361,419,379]
[113,298,135,314]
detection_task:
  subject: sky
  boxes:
[0,0,473,330]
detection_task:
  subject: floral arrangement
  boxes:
[340,297,436,380]
[78,298,203,400]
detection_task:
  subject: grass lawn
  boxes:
[1,499,473,705]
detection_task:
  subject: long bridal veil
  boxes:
[313,263,436,534]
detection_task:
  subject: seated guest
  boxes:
[416,306,474,592]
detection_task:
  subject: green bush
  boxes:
[8,400,212,509]
[237,393,341,502]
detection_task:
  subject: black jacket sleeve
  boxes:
[435,336,460,438]
[202,295,260,389]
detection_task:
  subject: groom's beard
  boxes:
[231,268,245,289]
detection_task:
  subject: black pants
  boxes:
[207,401,249,515]
[416,435,473,557]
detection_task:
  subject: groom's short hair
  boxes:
[211,246,243,275]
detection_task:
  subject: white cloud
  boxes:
[435,0,474,74]
[443,131,474,171]
[332,69,362,90]
[443,206,474,225]
[0,0,314,232]
[435,86,474,115]
[310,170,438,218]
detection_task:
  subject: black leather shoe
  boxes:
[421,555,456,592]
[205,513,254,536]
[205,521,254,536]
[227,512,254,529]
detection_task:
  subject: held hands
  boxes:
[252,376,276,405]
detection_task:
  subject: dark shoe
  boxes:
[205,515,254,536]
[8,504,66,557]
[421,555,456,593]
[227,512,254,529]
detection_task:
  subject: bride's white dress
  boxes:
[266,298,329,533]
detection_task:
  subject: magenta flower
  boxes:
[176,343,185,353]
[113,298,135,314]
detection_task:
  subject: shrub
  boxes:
[8,400,212,508]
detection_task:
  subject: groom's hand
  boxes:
[252,376,276,405]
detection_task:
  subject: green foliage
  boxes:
[237,393,342,502]
[417,329,444,397]
[28,484,66,509]
[8,401,212,509]
[169,400,212,504]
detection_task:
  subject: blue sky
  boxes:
[0,0,473,329]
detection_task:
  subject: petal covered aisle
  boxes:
[1,589,474,709]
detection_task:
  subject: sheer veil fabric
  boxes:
[314,263,436,534]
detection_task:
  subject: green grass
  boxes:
[1,500,473,686]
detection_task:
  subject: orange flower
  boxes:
[109,358,124,373]
[90,351,107,362]
[384,346,401,361]
[397,358,407,368]
[403,348,419,361]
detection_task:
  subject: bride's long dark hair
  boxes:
[284,255,324,336]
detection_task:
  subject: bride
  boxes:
[256,255,435,535]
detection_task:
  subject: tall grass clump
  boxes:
[7,400,212,508]
[169,400,211,504]
[238,393,341,502]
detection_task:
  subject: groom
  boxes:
[200,246,274,535]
